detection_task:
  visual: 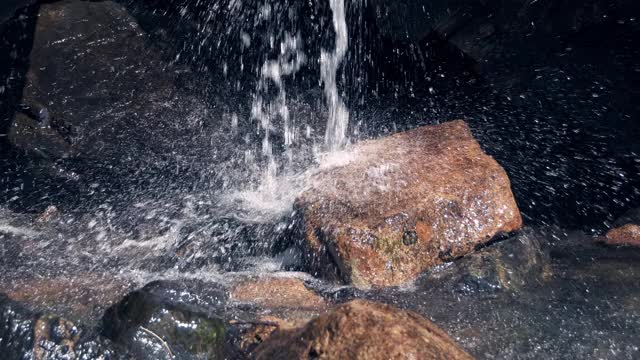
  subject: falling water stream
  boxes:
[229,0,351,221]
[321,0,349,151]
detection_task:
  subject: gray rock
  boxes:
[0,0,35,24]
[8,0,208,169]
[0,294,122,359]
[423,228,552,294]
[102,280,230,360]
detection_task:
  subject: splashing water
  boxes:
[251,33,306,164]
[230,0,351,219]
[248,32,305,209]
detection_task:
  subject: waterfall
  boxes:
[322,0,349,151]
[230,0,351,220]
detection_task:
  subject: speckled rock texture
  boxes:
[605,224,640,247]
[296,120,522,288]
[252,299,474,360]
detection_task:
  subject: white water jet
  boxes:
[251,33,305,162]
[229,0,351,220]
[322,0,349,151]
[227,33,306,221]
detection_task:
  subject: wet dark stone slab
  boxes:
[0,294,123,360]
[353,229,640,359]
[102,280,235,360]
[9,0,192,163]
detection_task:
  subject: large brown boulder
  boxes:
[252,299,473,360]
[296,120,522,288]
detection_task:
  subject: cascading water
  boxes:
[322,0,350,150]
[246,32,306,212]
[231,0,351,219]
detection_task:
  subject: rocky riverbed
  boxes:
[2,213,640,358]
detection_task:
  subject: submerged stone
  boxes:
[296,120,522,288]
[230,276,327,310]
[2,274,133,328]
[424,229,552,294]
[0,294,120,359]
[252,299,474,360]
[102,281,228,360]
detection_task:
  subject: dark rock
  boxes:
[0,295,37,358]
[8,112,71,158]
[296,120,522,288]
[0,294,121,359]
[423,229,552,294]
[6,0,210,170]
[102,280,229,360]
[252,299,474,360]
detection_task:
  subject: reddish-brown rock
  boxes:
[230,276,327,310]
[605,224,640,247]
[229,276,330,353]
[296,120,522,288]
[3,274,133,323]
[252,299,474,360]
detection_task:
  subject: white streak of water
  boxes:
[322,0,349,150]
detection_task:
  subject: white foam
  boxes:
[0,224,41,238]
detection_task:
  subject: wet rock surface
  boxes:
[296,120,522,288]
[230,275,328,311]
[252,299,474,360]
[1,227,640,359]
[0,294,121,360]
[359,229,640,359]
[424,229,552,294]
[603,208,640,247]
[8,0,201,164]
[102,280,229,360]
[228,275,331,355]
